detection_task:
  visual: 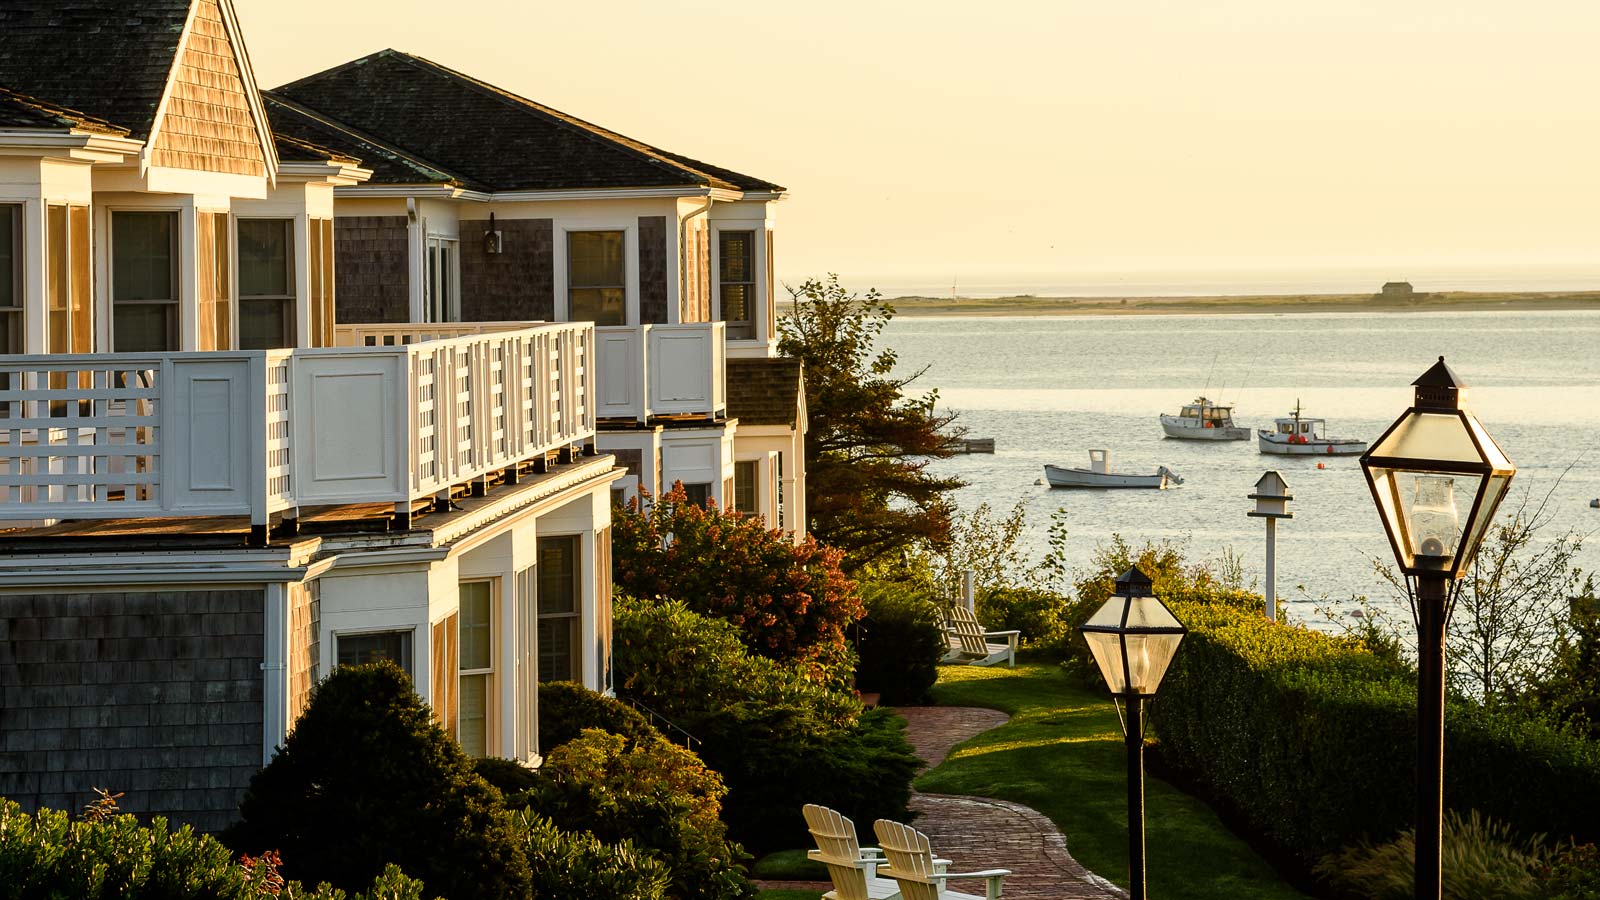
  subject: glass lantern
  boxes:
[1079,567,1187,698]
[1360,357,1516,579]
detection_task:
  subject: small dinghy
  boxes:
[1044,450,1182,489]
[1258,402,1366,456]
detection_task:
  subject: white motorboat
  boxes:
[1257,402,1366,456]
[1159,396,1249,441]
[1045,450,1183,489]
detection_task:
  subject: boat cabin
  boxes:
[1273,416,1325,438]
[1179,397,1235,426]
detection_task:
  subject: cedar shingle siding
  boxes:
[335,216,410,323]
[638,216,668,325]
[460,218,554,321]
[149,0,265,176]
[727,357,804,427]
[0,589,265,833]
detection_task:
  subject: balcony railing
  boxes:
[594,322,726,422]
[0,322,595,538]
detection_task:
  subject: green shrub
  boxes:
[473,756,543,797]
[1540,843,1600,900]
[537,680,660,754]
[1316,810,1549,900]
[517,729,754,900]
[976,585,1071,648]
[1150,601,1600,870]
[615,597,920,851]
[518,811,671,900]
[0,797,432,900]
[227,660,533,900]
[852,580,945,704]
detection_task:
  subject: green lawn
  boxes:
[916,661,1311,900]
[751,848,828,880]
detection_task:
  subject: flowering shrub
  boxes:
[613,484,863,679]
[0,796,430,899]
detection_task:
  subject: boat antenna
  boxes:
[1232,364,1253,406]
[1201,352,1219,396]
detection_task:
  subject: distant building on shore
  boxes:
[1378,281,1416,300]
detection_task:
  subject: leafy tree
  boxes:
[778,275,964,570]
[227,661,533,900]
[613,483,862,679]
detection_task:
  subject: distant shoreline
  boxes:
[845,290,1600,317]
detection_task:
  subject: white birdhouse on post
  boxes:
[1247,471,1293,621]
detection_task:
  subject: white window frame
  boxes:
[108,206,182,352]
[424,234,460,323]
[458,578,499,758]
[332,626,417,676]
[235,216,297,349]
[0,204,21,353]
[536,533,583,683]
[554,221,637,324]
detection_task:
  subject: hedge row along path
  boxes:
[896,706,1127,900]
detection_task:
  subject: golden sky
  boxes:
[239,0,1600,286]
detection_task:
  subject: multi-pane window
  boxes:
[47,205,91,355]
[537,535,581,682]
[112,210,179,351]
[426,237,458,323]
[459,580,495,758]
[718,230,756,339]
[336,629,414,674]
[0,205,19,353]
[239,218,294,349]
[567,231,625,325]
[734,460,760,517]
[197,211,231,350]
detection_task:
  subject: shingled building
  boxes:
[264,50,807,535]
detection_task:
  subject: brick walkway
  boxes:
[896,706,1127,900]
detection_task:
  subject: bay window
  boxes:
[734,460,759,516]
[717,230,756,339]
[567,230,625,325]
[112,210,178,351]
[336,629,413,674]
[238,218,294,349]
[310,218,335,347]
[47,204,91,355]
[197,211,231,350]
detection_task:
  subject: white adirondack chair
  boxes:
[872,819,1010,900]
[803,804,902,900]
[942,605,1019,667]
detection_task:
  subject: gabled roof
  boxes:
[263,93,470,187]
[0,1,193,140]
[272,49,785,194]
[272,132,359,166]
[0,86,130,135]
[727,358,805,428]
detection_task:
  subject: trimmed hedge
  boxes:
[1150,602,1600,867]
[537,680,660,754]
[852,581,945,704]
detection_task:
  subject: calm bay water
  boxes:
[883,310,1600,626]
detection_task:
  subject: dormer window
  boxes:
[111,211,179,352]
[718,230,756,340]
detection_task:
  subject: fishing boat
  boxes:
[1159,396,1249,441]
[1257,403,1366,456]
[1044,450,1183,489]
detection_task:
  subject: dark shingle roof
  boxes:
[273,131,359,166]
[0,1,193,139]
[727,357,804,427]
[264,93,468,187]
[0,86,130,135]
[273,49,785,194]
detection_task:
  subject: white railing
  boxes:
[594,322,726,422]
[333,321,534,347]
[0,322,595,535]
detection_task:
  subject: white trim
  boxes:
[333,185,743,203]
[277,161,372,186]
[555,222,637,325]
[140,1,199,177]
[261,581,290,763]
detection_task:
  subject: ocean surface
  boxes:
[882,309,1600,627]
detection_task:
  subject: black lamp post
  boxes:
[1358,356,1516,900]
[1079,566,1187,900]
